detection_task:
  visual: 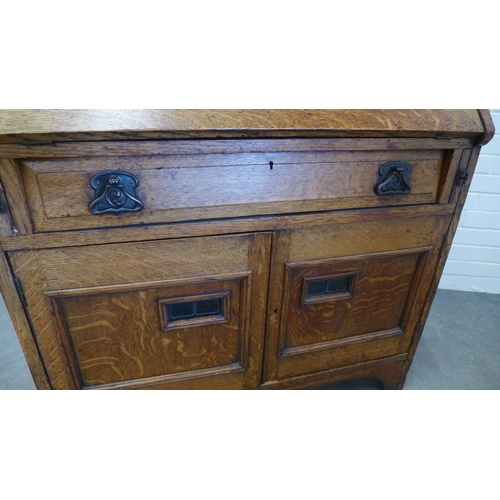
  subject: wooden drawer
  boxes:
[20,145,445,232]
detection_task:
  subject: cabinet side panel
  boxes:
[8,250,78,389]
[0,251,50,389]
[398,147,483,387]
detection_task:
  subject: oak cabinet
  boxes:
[0,110,494,389]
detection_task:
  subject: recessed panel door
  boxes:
[263,215,449,385]
[9,233,271,390]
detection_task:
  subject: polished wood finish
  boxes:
[0,181,15,237]
[0,251,50,389]
[0,159,34,235]
[261,354,407,390]
[53,279,245,387]
[437,149,463,204]
[0,203,456,252]
[262,216,448,383]
[21,147,444,232]
[284,252,424,348]
[0,137,475,160]
[10,233,271,389]
[0,110,493,390]
[398,146,484,388]
[0,109,485,144]
[477,110,496,145]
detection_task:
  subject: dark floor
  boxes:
[1,289,499,390]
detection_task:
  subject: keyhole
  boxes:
[269,161,274,170]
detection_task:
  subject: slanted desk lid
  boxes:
[0,109,493,144]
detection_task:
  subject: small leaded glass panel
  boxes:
[168,298,222,321]
[306,276,350,298]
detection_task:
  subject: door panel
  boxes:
[263,215,450,383]
[282,250,426,351]
[51,276,248,386]
[9,233,271,389]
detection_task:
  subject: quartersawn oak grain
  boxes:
[9,233,271,390]
[398,146,485,388]
[262,215,449,383]
[477,110,496,145]
[0,181,14,237]
[7,250,77,389]
[282,252,424,349]
[0,110,494,390]
[0,109,485,144]
[22,149,443,232]
[53,278,247,387]
[0,137,474,159]
[0,251,50,389]
[261,354,407,390]
[0,159,34,235]
[0,204,457,252]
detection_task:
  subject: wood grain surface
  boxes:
[34,161,440,215]
[36,235,252,289]
[8,250,78,389]
[437,149,463,204]
[288,216,445,261]
[477,110,496,145]
[21,149,443,232]
[262,215,450,382]
[398,146,484,388]
[0,181,14,237]
[261,354,407,390]
[0,203,456,252]
[0,109,486,144]
[282,252,424,349]
[0,251,50,389]
[0,159,34,235]
[0,137,474,159]
[98,366,245,390]
[54,278,247,386]
[0,109,493,390]
[8,232,271,389]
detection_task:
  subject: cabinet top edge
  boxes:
[0,109,493,145]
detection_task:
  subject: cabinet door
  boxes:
[9,233,271,389]
[263,215,450,387]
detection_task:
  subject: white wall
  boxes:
[439,110,500,294]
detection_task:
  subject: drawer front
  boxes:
[9,232,271,390]
[262,214,450,383]
[20,148,444,232]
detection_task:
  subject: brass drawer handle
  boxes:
[376,161,411,196]
[89,172,143,215]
